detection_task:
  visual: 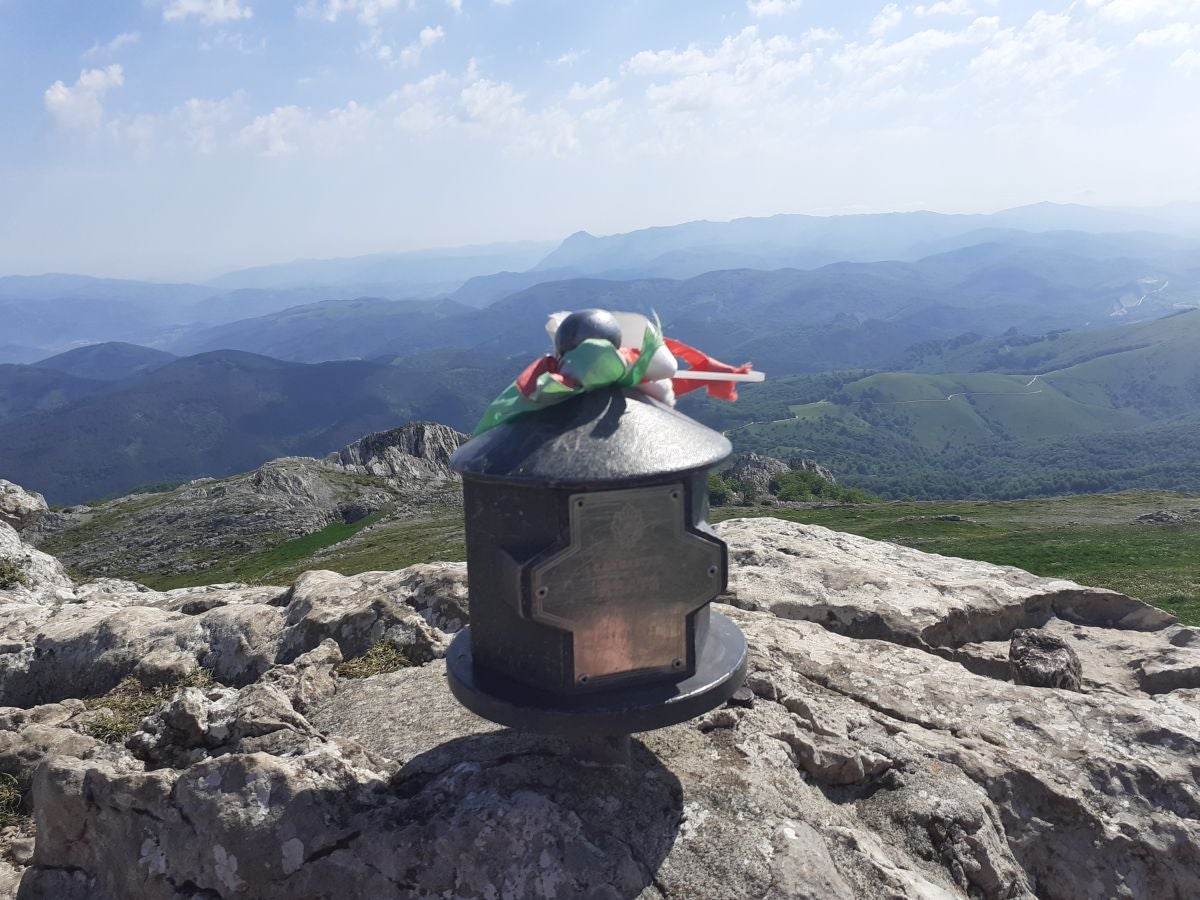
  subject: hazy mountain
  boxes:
[34,343,177,381]
[0,349,499,505]
[172,231,1200,376]
[0,366,106,423]
[732,309,1200,499]
[171,297,473,362]
[0,276,458,355]
[532,203,1200,280]
[0,274,211,305]
[0,345,45,365]
[207,240,557,292]
[447,268,579,308]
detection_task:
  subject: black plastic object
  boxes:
[451,388,730,487]
[448,385,747,735]
[553,308,623,356]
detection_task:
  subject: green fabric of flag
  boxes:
[472,323,663,436]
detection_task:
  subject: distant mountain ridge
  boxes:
[733,309,1200,499]
[0,349,496,504]
[35,342,177,381]
[532,203,1200,280]
[206,240,557,292]
[6,202,1200,362]
[169,231,1200,374]
[31,421,467,585]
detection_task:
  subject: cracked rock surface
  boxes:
[0,509,1198,898]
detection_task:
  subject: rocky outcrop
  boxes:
[717,516,1194,692]
[2,501,1199,898]
[1009,628,1083,690]
[0,523,72,601]
[725,453,837,498]
[0,484,46,534]
[324,423,466,482]
[28,426,465,582]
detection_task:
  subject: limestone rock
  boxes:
[0,522,73,603]
[725,453,837,498]
[278,563,468,664]
[324,422,467,481]
[3,514,1200,898]
[28,424,463,582]
[0,484,47,533]
[1009,628,1083,690]
[1135,510,1187,524]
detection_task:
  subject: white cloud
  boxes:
[83,32,140,60]
[869,4,903,39]
[1175,47,1200,70]
[460,78,526,129]
[163,0,253,26]
[297,0,402,26]
[387,73,455,133]
[914,0,975,16]
[629,26,797,76]
[359,29,394,62]
[971,12,1111,86]
[455,76,580,156]
[44,65,125,130]
[834,16,998,72]
[445,0,462,12]
[399,25,445,66]
[1089,0,1200,25]
[747,0,803,17]
[567,78,613,102]
[239,105,308,156]
[175,94,244,152]
[199,30,267,53]
[800,27,841,46]
[551,49,585,66]
[1133,22,1200,43]
[629,27,813,117]
[237,100,375,156]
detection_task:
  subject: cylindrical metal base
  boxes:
[446,610,748,736]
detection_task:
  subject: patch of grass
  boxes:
[0,773,28,827]
[0,558,27,590]
[82,670,214,744]
[40,492,174,558]
[293,514,466,580]
[141,509,392,590]
[714,491,1200,625]
[336,641,412,679]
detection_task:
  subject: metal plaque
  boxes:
[527,485,724,686]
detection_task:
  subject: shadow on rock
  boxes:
[19,727,683,900]
[379,729,684,899]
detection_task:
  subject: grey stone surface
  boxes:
[0,484,46,534]
[1009,627,1083,690]
[0,508,1198,898]
[323,422,466,481]
[28,423,464,581]
[716,517,1200,691]
[724,453,837,499]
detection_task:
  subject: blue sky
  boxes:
[1,0,1198,280]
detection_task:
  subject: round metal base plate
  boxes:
[446,611,748,735]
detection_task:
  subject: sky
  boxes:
[1,0,1199,281]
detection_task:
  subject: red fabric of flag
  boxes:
[515,355,573,397]
[664,338,752,401]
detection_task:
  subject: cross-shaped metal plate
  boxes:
[527,484,725,687]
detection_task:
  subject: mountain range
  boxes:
[732,309,1200,498]
[6,202,1198,363]
[2,201,1199,505]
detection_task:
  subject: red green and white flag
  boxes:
[473,313,761,435]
